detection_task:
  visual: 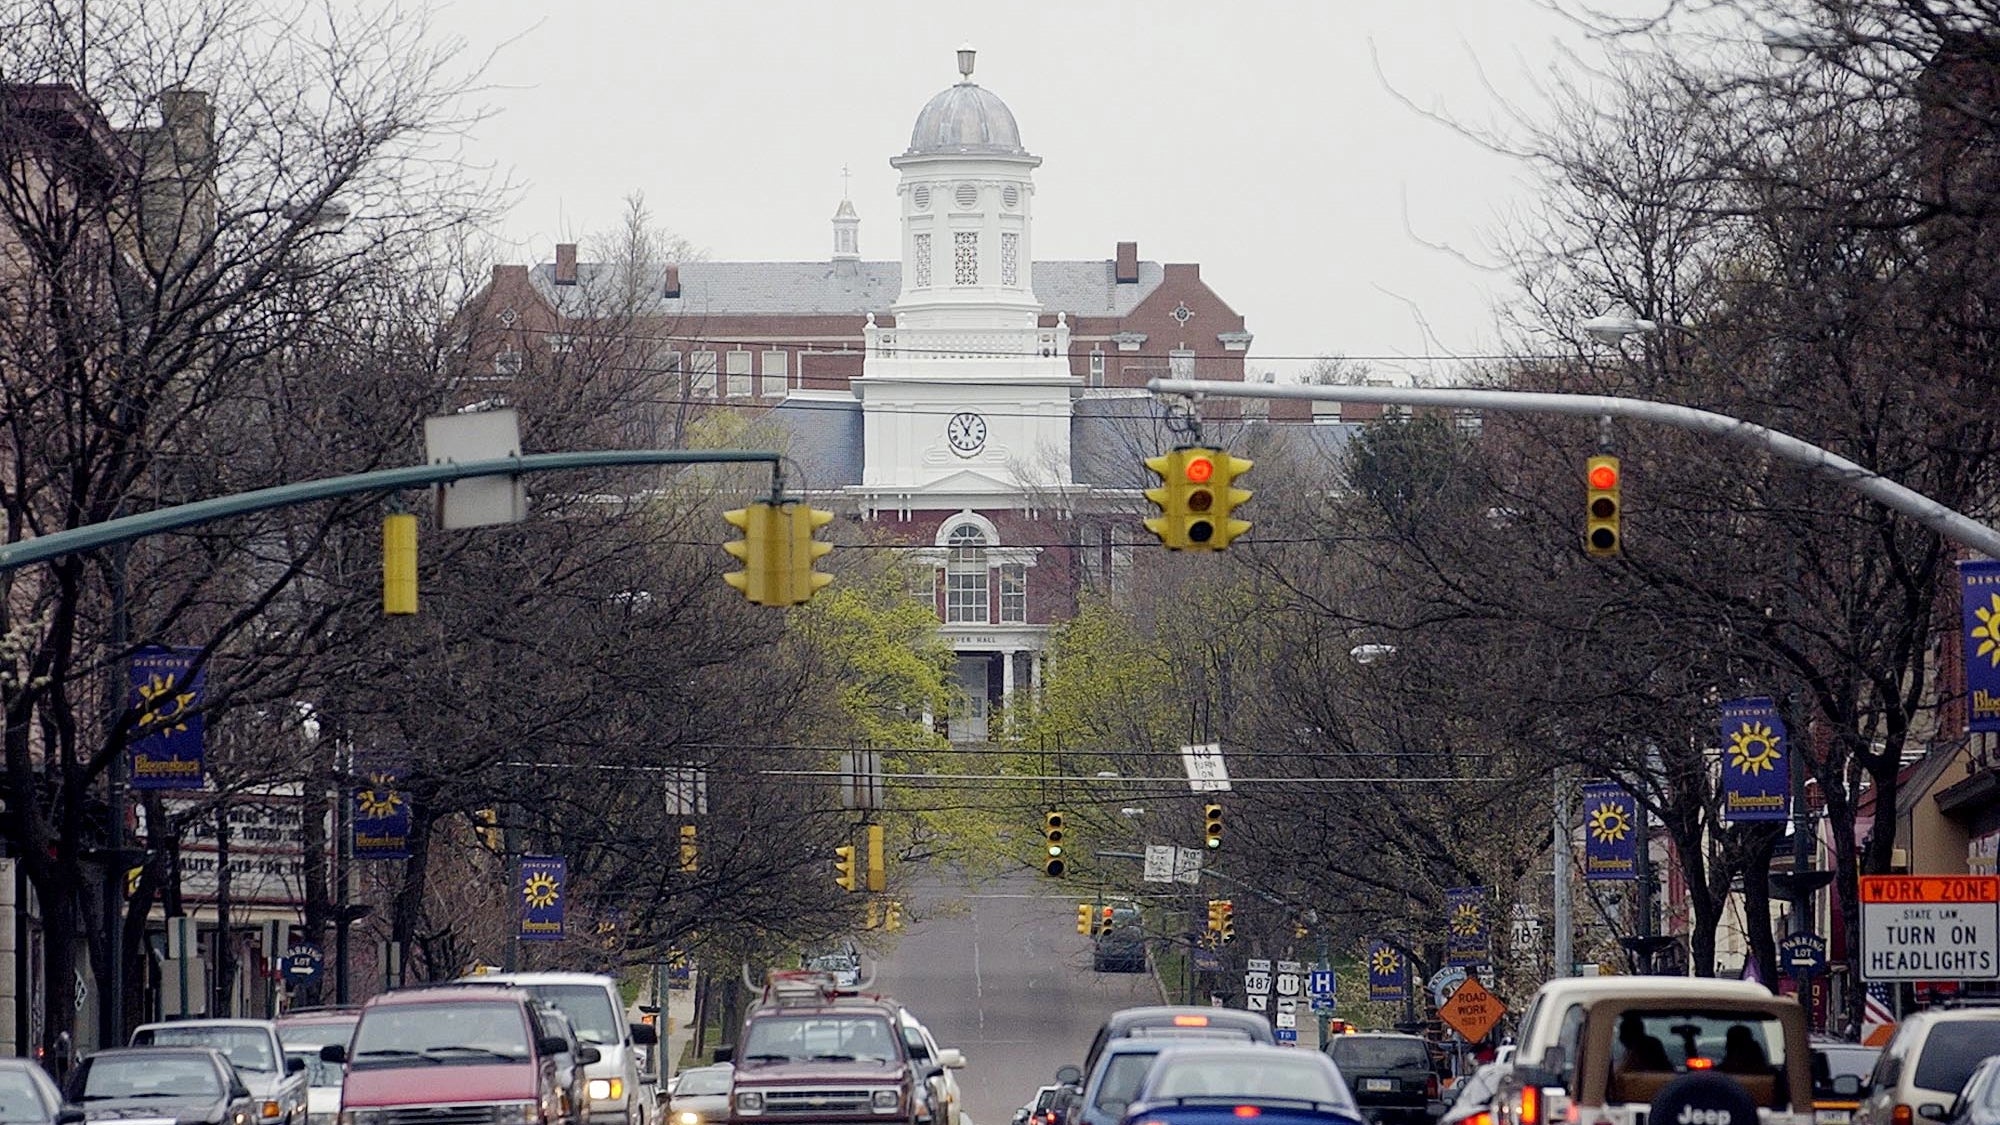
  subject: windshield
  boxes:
[741,1014,899,1064]
[676,1070,732,1097]
[78,1056,223,1100]
[1913,1022,2000,1095]
[1813,1046,1880,1095]
[526,985,622,1045]
[0,1070,53,1123]
[138,1027,277,1074]
[1093,1052,1162,1116]
[288,1052,343,1089]
[1148,1055,1357,1113]
[278,1021,357,1052]
[1329,1039,1429,1070]
[350,1002,531,1066]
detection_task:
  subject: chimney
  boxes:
[553,243,577,285]
[663,264,682,299]
[1115,241,1139,284]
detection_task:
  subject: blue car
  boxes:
[1121,1045,1364,1125]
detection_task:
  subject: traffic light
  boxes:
[884,901,904,931]
[864,899,881,930]
[784,502,836,604]
[866,824,886,893]
[678,824,698,873]
[1203,802,1224,850]
[834,844,859,892]
[1143,447,1253,551]
[1044,811,1066,877]
[472,808,501,852]
[1206,900,1225,934]
[383,512,417,615]
[724,501,837,606]
[1218,900,1236,943]
[1097,905,1115,936]
[1078,904,1093,934]
[1585,455,1622,558]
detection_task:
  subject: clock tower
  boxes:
[852,45,1080,514]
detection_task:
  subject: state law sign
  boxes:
[1860,876,2000,981]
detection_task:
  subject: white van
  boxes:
[468,971,659,1125]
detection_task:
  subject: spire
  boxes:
[832,165,859,261]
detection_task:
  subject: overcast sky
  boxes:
[429,1,1664,379]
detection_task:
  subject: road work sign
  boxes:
[1860,876,2000,981]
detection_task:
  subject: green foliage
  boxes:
[789,556,953,749]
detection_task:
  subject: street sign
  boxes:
[1192,948,1224,973]
[281,942,323,986]
[1143,844,1176,884]
[1174,846,1204,885]
[1309,969,1336,997]
[1247,993,1269,1011]
[1274,1028,1297,1044]
[1780,932,1828,976]
[1860,876,2000,981]
[1180,743,1233,792]
[1275,971,1302,998]
[1310,996,1336,1013]
[425,408,526,528]
[1427,966,1468,1009]
[1438,977,1507,1043]
[1245,971,1272,995]
[1247,958,1273,972]
[837,751,882,811]
[1275,1011,1297,1029]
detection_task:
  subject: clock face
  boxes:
[946,412,987,456]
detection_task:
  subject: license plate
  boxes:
[1363,1080,1394,1093]
[1817,1114,1852,1125]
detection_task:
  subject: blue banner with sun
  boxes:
[1582,781,1638,880]
[1366,940,1406,1002]
[1962,560,2000,733]
[351,755,411,860]
[518,855,566,941]
[1445,886,1489,966]
[127,647,206,790]
[1720,697,1790,822]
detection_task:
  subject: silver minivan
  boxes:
[468,972,660,1125]
[1855,1007,2000,1125]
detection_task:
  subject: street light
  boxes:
[1348,643,1397,665]
[1761,22,1843,64]
[1580,313,1661,344]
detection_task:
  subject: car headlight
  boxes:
[675,1113,702,1125]
[874,1091,903,1112]
[736,1093,765,1115]
[587,1080,624,1102]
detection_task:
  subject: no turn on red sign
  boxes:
[1860,876,2000,981]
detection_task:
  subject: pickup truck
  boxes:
[720,971,923,1125]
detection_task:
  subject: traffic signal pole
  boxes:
[1146,378,2000,559]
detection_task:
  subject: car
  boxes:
[1067,1039,1184,1125]
[465,972,660,1125]
[717,969,924,1125]
[1945,1055,2000,1125]
[808,943,865,989]
[1020,1084,1064,1125]
[323,983,593,1125]
[1093,905,1147,974]
[276,1009,360,1125]
[1324,1034,1438,1125]
[1123,1044,1363,1125]
[1055,1007,1280,1125]
[131,1018,307,1125]
[1505,976,1778,1079]
[1810,1038,1880,1125]
[1438,1063,1511,1125]
[538,1002,593,1125]
[1856,1006,2000,1125]
[897,1009,967,1125]
[59,1047,260,1125]
[0,1056,65,1125]
[666,1065,732,1125]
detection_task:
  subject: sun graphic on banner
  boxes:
[1370,946,1402,977]
[522,872,560,909]
[356,776,404,819]
[1588,803,1631,843]
[1728,721,1783,775]
[1974,594,2000,668]
[1450,901,1483,937]
[136,673,195,735]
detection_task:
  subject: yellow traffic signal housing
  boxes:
[1077,904,1093,934]
[1097,905,1115,936]
[1203,802,1224,850]
[1206,900,1224,933]
[678,824,698,873]
[784,502,836,605]
[1044,811,1066,877]
[834,844,859,892]
[866,824,886,893]
[383,512,417,615]
[1143,447,1253,551]
[724,501,836,606]
[1586,455,1622,558]
[864,899,881,930]
[1219,900,1236,943]
[885,900,904,931]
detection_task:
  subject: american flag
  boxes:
[1862,982,1898,1046]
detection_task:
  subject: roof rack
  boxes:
[755,968,890,1008]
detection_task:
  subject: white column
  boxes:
[1002,648,1017,699]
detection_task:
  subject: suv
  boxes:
[468,972,660,1125]
[1056,1008,1277,1125]
[132,1019,307,1125]
[275,1009,361,1125]
[1498,979,1812,1125]
[1855,1007,2000,1125]
[718,971,922,1125]
[1325,1033,1438,1125]
[324,984,596,1125]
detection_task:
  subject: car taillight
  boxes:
[1894,1106,1913,1125]
[1427,1077,1440,1101]
[1471,1113,1494,1125]
[1687,1058,1714,1071]
[1233,1110,1260,1119]
[1520,1084,1541,1125]
[1173,1016,1210,1027]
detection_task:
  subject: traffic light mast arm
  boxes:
[1145,377,2000,560]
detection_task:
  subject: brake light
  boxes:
[1520,1084,1541,1125]
[1893,1106,1912,1125]
[1173,1015,1210,1027]
[1471,1114,1493,1125]
[1234,1110,1260,1119]
[1427,1077,1441,1101]
[1686,1058,1714,1071]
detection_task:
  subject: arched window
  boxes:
[944,525,990,624]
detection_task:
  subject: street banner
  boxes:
[128,647,206,790]
[1720,697,1790,822]
[518,855,566,941]
[351,754,411,860]
[1582,781,1638,881]
[1446,886,1489,966]
[1366,941,1405,1002]
[1962,560,2000,732]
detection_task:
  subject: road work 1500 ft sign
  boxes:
[1861,876,2000,981]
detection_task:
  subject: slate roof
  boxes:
[1070,394,1363,490]
[531,260,1166,321]
[762,396,864,489]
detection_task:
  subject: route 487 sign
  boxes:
[1860,876,2000,981]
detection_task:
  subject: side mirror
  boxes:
[537,1036,570,1057]
[1055,1065,1082,1086]
[577,1047,603,1066]
[320,1045,346,1065]
[57,1109,86,1125]
[1919,1106,1950,1122]
[1441,1087,1460,1108]
[939,1049,966,1070]
[631,1023,659,1047]
[231,1084,251,1101]
[288,1056,307,1075]
[713,1044,735,1065]
[1833,1076,1862,1098]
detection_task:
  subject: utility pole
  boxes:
[214,802,233,1016]
[1554,775,1573,979]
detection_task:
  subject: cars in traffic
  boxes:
[1944,1055,2000,1125]
[1053,1006,1280,1125]
[0,1056,65,1125]
[666,1065,732,1125]
[897,1008,967,1125]
[1322,1034,1436,1125]
[1438,1062,1510,1125]
[276,1009,360,1125]
[61,1047,261,1125]
[538,1001,593,1125]
[1810,1038,1879,1125]
[1091,904,1147,975]
[131,1018,307,1125]
[1123,1044,1363,1125]
[1856,1005,2000,1125]
[718,969,924,1125]
[466,972,659,1125]
[322,982,593,1125]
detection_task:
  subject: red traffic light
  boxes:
[1184,456,1215,484]
[1588,463,1619,490]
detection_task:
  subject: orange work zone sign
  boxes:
[1859,876,2000,904]
[1438,978,1507,1043]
